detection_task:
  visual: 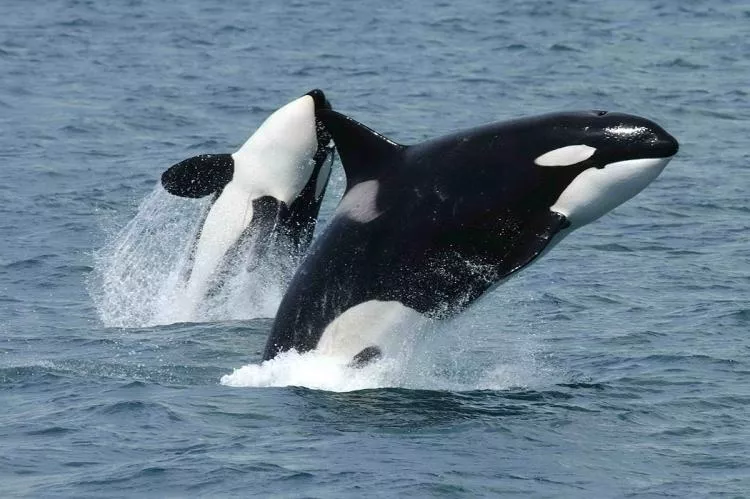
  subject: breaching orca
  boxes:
[262,109,679,362]
[161,90,334,309]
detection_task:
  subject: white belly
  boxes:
[316,300,427,359]
[185,182,255,301]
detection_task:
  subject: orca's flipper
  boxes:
[497,211,571,278]
[319,110,406,192]
[348,346,382,368]
[161,154,234,198]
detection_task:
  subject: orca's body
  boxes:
[263,109,678,361]
[161,90,334,309]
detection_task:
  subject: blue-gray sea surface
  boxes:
[1,0,749,497]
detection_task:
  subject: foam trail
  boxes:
[89,185,294,327]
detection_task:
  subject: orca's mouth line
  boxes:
[600,155,675,169]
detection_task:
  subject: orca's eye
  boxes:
[594,110,608,116]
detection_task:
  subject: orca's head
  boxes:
[228,89,335,206]
[161,90,335,204]
[527,110,679,228]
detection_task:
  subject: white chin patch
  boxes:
[336,180,381,223]
[551,156,672,227]
[230,94,318,205]
[316,300,425,359]
[534,145,597,167]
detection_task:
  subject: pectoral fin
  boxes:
[498,211,571,278]
[161,154,234,198]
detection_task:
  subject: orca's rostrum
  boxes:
[263,108,679,363]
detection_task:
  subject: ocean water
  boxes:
[1,0,749,496]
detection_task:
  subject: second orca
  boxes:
[161,90,335,313]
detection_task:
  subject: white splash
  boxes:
[220,321,557,393]
[220,350,396,392]
[89,185,295,327]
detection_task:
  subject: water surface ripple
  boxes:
[1,0,749,496]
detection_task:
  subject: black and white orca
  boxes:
[262,108,679,362]
[161,90,334,310]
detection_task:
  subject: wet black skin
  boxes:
[262,110,678,360]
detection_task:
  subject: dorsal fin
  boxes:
[319,109,406,191]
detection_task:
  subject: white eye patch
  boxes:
[534,145,597,167]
